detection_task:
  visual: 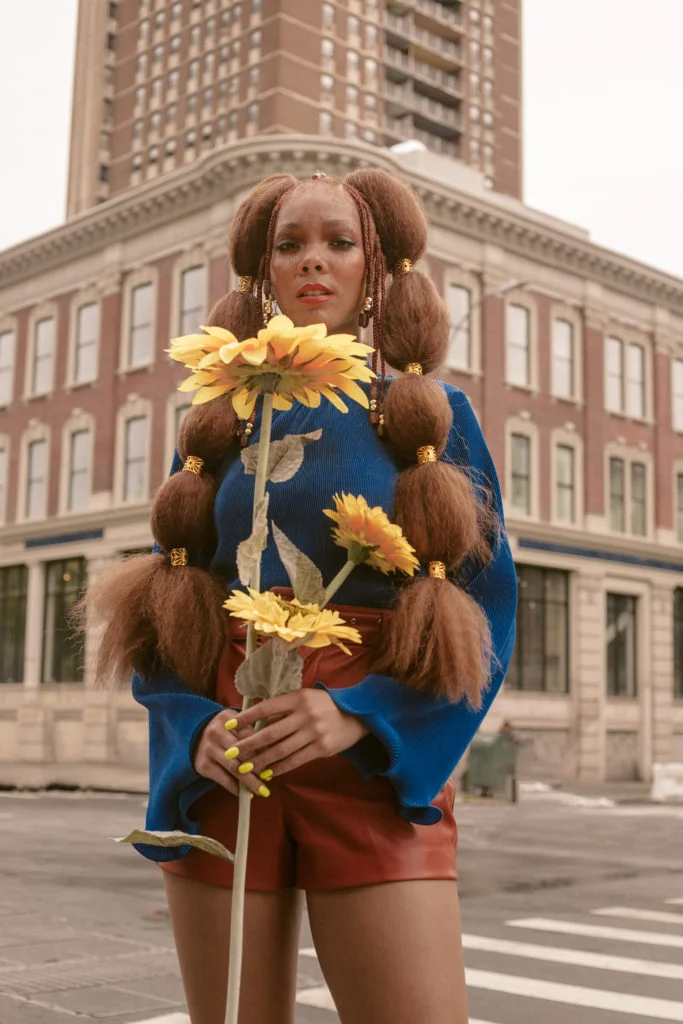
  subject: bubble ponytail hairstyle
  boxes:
[82,167,493,708]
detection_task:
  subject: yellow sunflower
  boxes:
[168,315,375,419]
[323,493,420,576]
[224,588,362,655]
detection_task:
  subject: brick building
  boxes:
[1,136,683,788]
[66,0,522,217]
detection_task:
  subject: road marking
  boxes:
[593,906,683,926]
[463,933,683,979]
[508,917,683,948]
[666,897,683,905]
[131,1016,189,1024]
[465,968,683,1019]
[296,986,336,1011]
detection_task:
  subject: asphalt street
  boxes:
[0,786,681,1024]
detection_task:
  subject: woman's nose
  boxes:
[299,246,325,274]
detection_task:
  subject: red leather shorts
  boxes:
[161,599,458,892]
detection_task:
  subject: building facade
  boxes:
[66,0,522,217]
[2,136,683,789]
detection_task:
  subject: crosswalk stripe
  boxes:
[462,933,683,979]
[296,986,337,1011]
[666,897,683,905]
[593,906,683,926]
[507,917,683,948]
[465,967,683,1020]
[132,1016,189,1024]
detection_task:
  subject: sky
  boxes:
[0,0,682,277]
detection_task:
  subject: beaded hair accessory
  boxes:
[417,445,437,464]
[405,362,423,375]
[170,548,188,567]
[182,456,204,475]
[237,276,253,293]
[428,561,447,579]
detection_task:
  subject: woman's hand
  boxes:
[193,709,270,798]
[228,689,370,778]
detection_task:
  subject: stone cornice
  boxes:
[2,135,683,318]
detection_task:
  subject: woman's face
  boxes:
[269,183,367,337]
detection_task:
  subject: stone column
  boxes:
[649,584,675,774]
[574,570,606,780]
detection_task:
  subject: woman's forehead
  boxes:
[275,182,360,229]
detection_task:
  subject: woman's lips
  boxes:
[297,293,334,305]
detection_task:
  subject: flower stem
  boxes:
[225,390,274,1024]
[322,558,356,608]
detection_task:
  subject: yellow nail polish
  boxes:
[224,747,240,760]
[259,769,274,782]
[224,718,238,731]
[238,761,254,775]
[258,785,271,798]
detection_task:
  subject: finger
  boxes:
[234,693,298,729]
[233,714,303,760]
[250,729,316,776]
[262,742,320,778]
[220,748,272,799]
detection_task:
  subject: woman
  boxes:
[88,168,517,1024]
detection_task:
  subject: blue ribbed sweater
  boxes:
[132,381,517,861]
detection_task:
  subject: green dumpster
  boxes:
[465,733,518,801]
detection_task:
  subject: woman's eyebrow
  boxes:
[277,219,358,232]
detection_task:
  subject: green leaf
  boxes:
[271,522,326,605]
[236,494,269,586]
[115,829,234,861]
[241,429,323,484]
[234,638,303,699]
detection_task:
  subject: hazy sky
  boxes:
[0,0,682,277]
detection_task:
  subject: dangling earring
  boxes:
[263,297,273,326]
[359,295,373,329]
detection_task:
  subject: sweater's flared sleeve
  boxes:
[130,448,231,861]
[315,384,518,825]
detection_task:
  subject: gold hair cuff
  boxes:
[170,548,188,567]
[417,445,437,464]
[405,362,423,375]
[429,561,447,579]
[398,258,412,274]
[237,276,253,293]
[182,455,204,475]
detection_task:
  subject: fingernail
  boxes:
[238,761,254,775]
[224,747,240,760]
[258,785,271,798]
[259,769,274,782]
[224,718,238,731]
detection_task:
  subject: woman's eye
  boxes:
[331,239,356,248]
[275,241,297,252]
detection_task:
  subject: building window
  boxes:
[170,34,180,52]
[32,317,55,395]
[674,589,683,699]
[124,416,148,501]
[203,86,213,109]
[605,336,623,412]
[507,567,569,693]
[347,50,360,76]
[446,283,471,370]
[552,318,574,399]
[631,462,647,536]
[68,429,92,512]
[609,457,625,532]
[322,37,335,69]
[154,9,165,29]
[26,439,47,519]
[555,445,575,524]
[247,102,259,124]
[0,566,28,684]
[365,24,378,48]
[510,433,531,515]
[348,14,360,38]
[74,303,99,384]
[321,73,334,98]
[320,110,333,134]
[346,84,358,107]
[168,68,180,90]
[180,266,206,335]
[626,343,645,418]
[345,121,358,138]
[172,0,182,18]
[153,42,164,63]
[204,52,215,75]
[606,593,637,698]
[0,329,15,404]
[506,304,530,386]
[189,58,200,79]
[322,1,335,30]
[128,283,154,367]
[0,447,6,521]
[206,16,216,36]
[677,474,683,543]
[151,78,163,103]
[673,359,683,431]
[249,65,260,87]
[43,558,87,684]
